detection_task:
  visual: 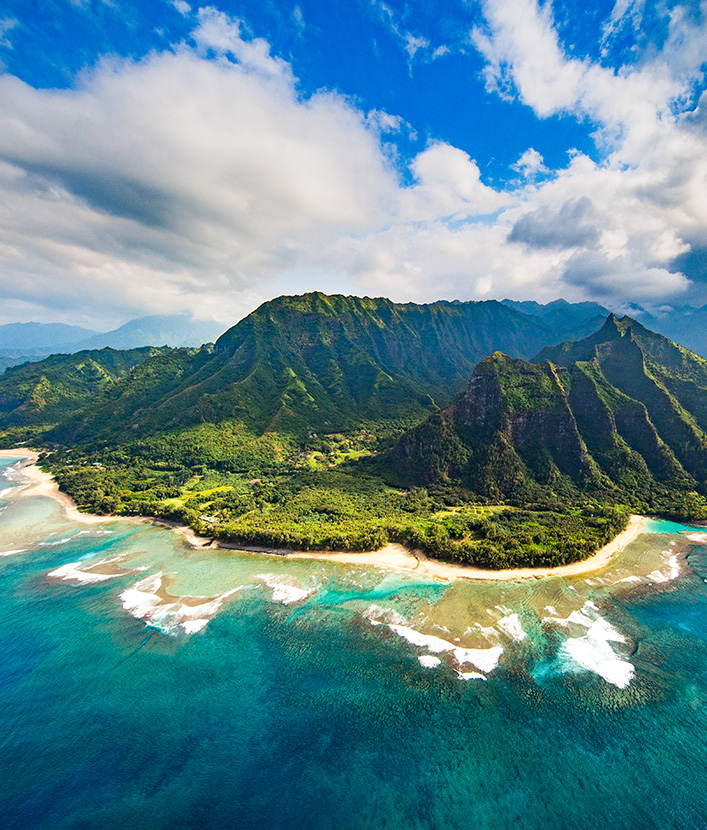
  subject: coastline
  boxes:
[286,515,647,582]
[0,449,647,581]
[0,449,127,525]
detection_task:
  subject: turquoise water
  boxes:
[2,456,707,829]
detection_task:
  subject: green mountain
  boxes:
[0,316,224,376]
[0,347,169,430]
[46,292,569,445]
[9,300,689,570]
[392,314,707,517]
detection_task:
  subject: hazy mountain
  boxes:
[0,350,52,374]
[0,322,97,351]
[501,298,610,342]
[630,304,707,359]
[0,315,225,375]
[74,314,226,350]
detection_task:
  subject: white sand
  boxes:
[287,515,648,582]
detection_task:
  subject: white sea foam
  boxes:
[387,624,504,675]
[256,574,315,605]
[363,605,407,626]
[465,623,501,644]
[687,533,707,544]
[549,600,635,688]
[39,537,73,547]
[0,548,27,557]
[560,624,635,689]
[646,551,681,583]
[453,645,504,673]
[48,561,121,584]
[418,655,441,668]
[456,670,487,681]
[119,573,241,634]
[181,619,209,634]
[120,573,166,619]
[616,575,643,584]
[496,613,527,642]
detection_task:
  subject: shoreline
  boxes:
[0,449,647,581]
[286,514,647,582]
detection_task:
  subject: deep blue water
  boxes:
[1,456,707,829]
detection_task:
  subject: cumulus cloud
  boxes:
[462,0,707,304]
[402,142,508,220]
[0,2,705,325]
[509,197,601,249]
[512,148,548,179]
[0,18,397,324]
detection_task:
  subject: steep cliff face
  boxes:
[394,353,600,499]
[392,317,707,511]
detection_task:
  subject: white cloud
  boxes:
[0,3,705,325]
[402,142,508,219]
[172,0,191,16]
[0,25,397,324]
[191,7,292,81]
[0,17,18,49]
[292,5,305,35]
[512,148,549,179]
[369,0,444,67]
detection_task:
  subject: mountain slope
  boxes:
[501,298,609,342]
[49,292,570,444]
[0,347,170,428]
[392,315,707,517]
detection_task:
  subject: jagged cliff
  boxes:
[392,315,707,515]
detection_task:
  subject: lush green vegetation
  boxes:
[3,293,567,446]
[395,317,707,524]
[5,300,707,570]
[39,434,629,569]
[0,346,171,428]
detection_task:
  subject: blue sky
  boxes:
[0,0,705,326]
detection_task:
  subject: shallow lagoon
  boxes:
[1,455,707,829]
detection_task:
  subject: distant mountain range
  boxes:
[0,314,226,373]
[3,298,707,378]
[392,314,707,517]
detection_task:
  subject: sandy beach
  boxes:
[0,449,137,526]
[0,448,648,580]
[288,515,647,581]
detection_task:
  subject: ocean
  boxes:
[1,454,706,829]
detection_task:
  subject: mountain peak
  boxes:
[391,315,707,511]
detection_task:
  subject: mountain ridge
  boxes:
[391,314,707,518]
